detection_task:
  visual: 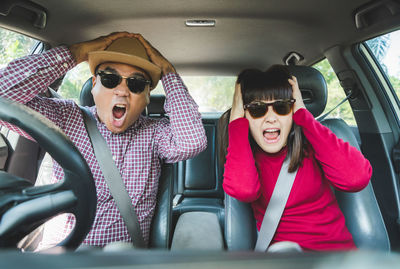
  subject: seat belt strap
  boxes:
[316,91,352,122]
[254,158,298,252]
[80,106,145,248]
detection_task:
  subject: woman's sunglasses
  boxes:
[97,70,151,94]
[244,99,296,118]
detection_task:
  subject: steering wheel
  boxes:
[0,98,97,250]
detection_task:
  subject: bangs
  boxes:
[239,65,293,105]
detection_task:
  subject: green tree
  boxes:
[390,75,400,96]
[0,28,38,66]
[58,63,91,103]
[366,34,391,74]
[313,59,356,126]
[152,76,235,112]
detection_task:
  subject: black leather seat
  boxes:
[79,78,174,248]
[225,65,390,251]
[172,115,225,230]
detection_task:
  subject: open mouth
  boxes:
[113,104,126,120]
[263,128,280,143]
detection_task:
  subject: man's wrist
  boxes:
[161,64,176,76]
[68,43,85,64]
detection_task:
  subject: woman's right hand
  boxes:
[289,76,305,113]
[230,82,245,122]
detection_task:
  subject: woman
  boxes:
[220,65,372,251]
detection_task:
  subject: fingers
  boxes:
[288,76,305,112]
[132,33,175,75]
[133,34,163,58]
[288,76,298,87]
[105,32,134,41]
[230,82,245,122]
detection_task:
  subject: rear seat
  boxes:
[171,113,225,248]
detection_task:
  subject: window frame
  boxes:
[361,39,400,127]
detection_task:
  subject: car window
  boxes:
[364,30,400,100]
[58,61,357,119]
[313,59,356,126]
[0,27,39,68]
[59,63,236,113]
[58,62,91,103]
[57,58,360,120]
[152,76,236,112]
[0,27,40,147]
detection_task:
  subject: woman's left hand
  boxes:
[289,76,306,113]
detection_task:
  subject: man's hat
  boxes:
[88,37,162,88]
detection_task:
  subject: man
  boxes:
[0,32,207,249]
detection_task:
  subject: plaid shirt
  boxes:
[0,46,207,248]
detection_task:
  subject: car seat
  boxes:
[79,78,174,248]
[224,65,390,251]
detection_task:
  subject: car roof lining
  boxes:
[1,0,400,76]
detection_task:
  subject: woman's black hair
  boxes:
[218,64,308,172]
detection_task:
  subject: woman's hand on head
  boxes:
[230,82,245,122]
[289,76,306,113]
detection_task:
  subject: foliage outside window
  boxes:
[59,63,236,112]
[59,63,91,103]
[0,28,38,68]
[365,30,400,99]
[313,59,356,126]
[152,76,235,112]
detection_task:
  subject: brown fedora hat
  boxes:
[88,37,162,89]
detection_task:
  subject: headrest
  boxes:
[146,95,165,117]
[79,78,165,117]
[80,78,95,107]
[286,65,327,117]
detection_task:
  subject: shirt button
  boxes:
[63,63,69,68]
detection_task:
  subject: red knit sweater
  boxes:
[223,108,372,251]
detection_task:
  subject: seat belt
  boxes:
[254,158,298,252]
[80,106,145,248]
[316,91,352,122]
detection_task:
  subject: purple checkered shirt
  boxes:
[0,46,207,248]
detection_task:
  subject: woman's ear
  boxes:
[92,75,97,87]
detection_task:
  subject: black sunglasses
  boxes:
[97,70,151,94]
[244,99,296,118]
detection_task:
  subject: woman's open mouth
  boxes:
[263,128,280,144]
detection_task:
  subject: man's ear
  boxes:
[91,75,97,93]
[146,88,151,104]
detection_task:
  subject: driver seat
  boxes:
[224,65,390,251]
[79,78,174,248]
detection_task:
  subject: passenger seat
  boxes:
[224,65,390,251]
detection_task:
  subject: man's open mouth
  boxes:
[113,104,127,120]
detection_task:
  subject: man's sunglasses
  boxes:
[97,70,151,94]
[243,99,296,118]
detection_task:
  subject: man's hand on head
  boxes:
[68,32,135,64]
[133,34,176,76]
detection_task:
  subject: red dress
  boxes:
[223,108,372,251]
